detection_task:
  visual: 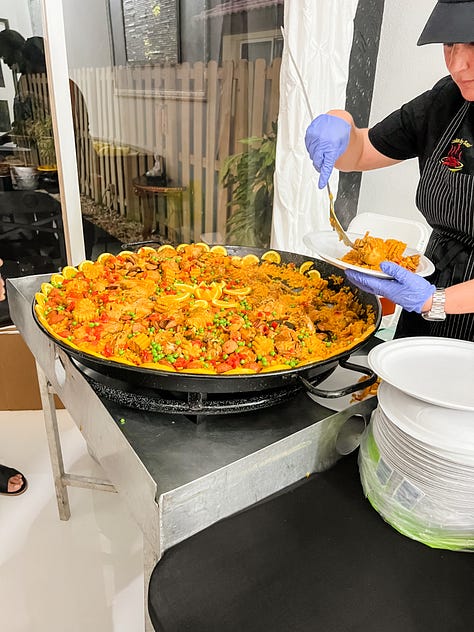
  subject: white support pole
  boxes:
[40,0,85,265]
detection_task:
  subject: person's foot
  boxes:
[8,472,24,493]
[0,464,28,496]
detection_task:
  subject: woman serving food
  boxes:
[305,0,474,340]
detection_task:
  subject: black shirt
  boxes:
[368,76,474,176]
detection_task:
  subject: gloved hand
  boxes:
[305,114,351,189]
[345,261,436,313]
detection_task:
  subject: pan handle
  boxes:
[121,239,164,250]
[299,359,378,398]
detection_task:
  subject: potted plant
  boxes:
[12,113,58,191]
[20,114,56,168]
[220,122,277,248]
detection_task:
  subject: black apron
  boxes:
[396,101,474,342]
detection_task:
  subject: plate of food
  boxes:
[303,231,435,279]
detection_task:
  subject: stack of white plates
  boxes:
[358,337,474,551]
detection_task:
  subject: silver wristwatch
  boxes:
[421,288,446,321]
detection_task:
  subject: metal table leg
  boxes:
[36,360,71,520]
[35,360,117,521]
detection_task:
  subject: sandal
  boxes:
[0,464,28,496]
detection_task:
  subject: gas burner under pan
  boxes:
[74,360,303,422]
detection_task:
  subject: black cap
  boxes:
[418,0,474,45]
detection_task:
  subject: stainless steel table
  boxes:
[8,274,377,631]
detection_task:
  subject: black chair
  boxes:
[0,190,68,325]
[0,190,66,263]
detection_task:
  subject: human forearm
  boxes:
[327,110,365,170]
[421,280,474,315]
[327,109,401,172]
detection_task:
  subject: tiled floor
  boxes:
[0,408,144,632]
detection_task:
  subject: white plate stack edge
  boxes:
[358,337,474,551]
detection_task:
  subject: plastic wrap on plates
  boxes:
[358,420,474,552]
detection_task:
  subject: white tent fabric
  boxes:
[272,0,359,254]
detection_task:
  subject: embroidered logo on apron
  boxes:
[440,137,472,172]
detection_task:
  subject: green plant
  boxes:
[14,112,56,166]
[220,122,277,248]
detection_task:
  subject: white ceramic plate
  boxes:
[377,381,474,460]
[368,337,474,411]
[303,231,435,279]
[307,355,374,411]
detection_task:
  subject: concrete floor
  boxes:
[0,408,144,632]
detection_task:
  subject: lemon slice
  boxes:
[260,364,290,373]
[307,269,321,280]
[223,286,251,296]
[35,292,46,306]
[210,245,228,255]
[97,252,114,264]
[176,243,189,252]
[61,265,78,279]
[157,244,176,252]
[160,292,191,303]
[117,250,135,258]
[50,273,65,286]
[192,299,209,309]
[241,254,260,266]
[40,282,54,295]
[78,260,101,279]
[231,255,242,266]
[174,283,196,293]
[194,242,210,252]
[195,282,222,301]
[299,261,314,274]
[137,246,158,255]
[34,303,45,318]
[211,298,239,309]
[261,250,281,264]
[77,259,94,271]
[222,367,257,375]
[180,367,217,374]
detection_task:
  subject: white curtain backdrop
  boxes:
[272,0,359,253]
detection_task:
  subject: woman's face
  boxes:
[444,43,474,101]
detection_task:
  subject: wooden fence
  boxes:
[23,59,281,242]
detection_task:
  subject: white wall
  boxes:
[62,0,111,69]
[0,0,33,34]
[358,0,446,226]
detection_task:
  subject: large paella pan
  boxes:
[33,243,381,396]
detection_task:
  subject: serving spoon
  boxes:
[326,182,356,248]
[281,28,357,250]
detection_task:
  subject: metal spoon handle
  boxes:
[327,182,356,248]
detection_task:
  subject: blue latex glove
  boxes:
[305,114,351,189]
[345,261,436,313]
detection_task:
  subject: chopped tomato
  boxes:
[174,358,188,369]
[103,344,114,357]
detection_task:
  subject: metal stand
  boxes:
[35,360,160,629]
[36,360,117,521]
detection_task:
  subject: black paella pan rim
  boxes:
[32,244,382,394]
